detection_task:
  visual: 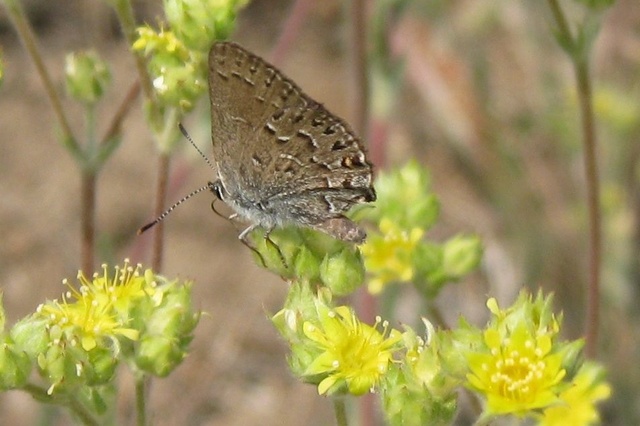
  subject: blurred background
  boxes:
[0,0,638,424]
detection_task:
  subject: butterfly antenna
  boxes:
[137,184,211,234]
[178,123,216,171]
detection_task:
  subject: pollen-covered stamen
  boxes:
[36,260,150,353]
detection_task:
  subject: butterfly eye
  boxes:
[209,181,225,200]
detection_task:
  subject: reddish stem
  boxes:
[81,171,96,274]
[270,0,314,65]
[576,60,601,358]
[151,153,171,272]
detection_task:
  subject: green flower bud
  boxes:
[65,50,111,105]
[10,315,49,360]
[164,0,248,51]
[319,248,364,296]
[250,228,303,277]
[558,339,586,380]
[135,281,199,377]
[371,161,440,230]
[37,344,66,393]
[293,245,321,281]
[84,346,118,385]
[0,337,31,390]
[272,281,326,380]
[251,227,349,279]
[441,234,482,279]
[413,242,445,297]
[136,335,183,377]
[382,365,457,426]
[38,343,116,391]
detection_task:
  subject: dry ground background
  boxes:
[0,0,638,425]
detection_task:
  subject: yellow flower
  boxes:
[303,305,401,395]
[539,362,611,426]
[361,218,423,294]
[466,302,566,415]
[37,260,147,351]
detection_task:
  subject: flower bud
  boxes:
[164,0,247,52]
[0,337,31,390]
[65,50,111,105]
[319,248,364,296]
[135,281,199,377]
[442,234,482,279]
[10,315,49,360]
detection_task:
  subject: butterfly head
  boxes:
[208,180,226,201]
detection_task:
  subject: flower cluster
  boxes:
[250,227,366,296]
[163,0,248,52]
[464,292,610,423]
[264,161,609,425]
[0,260,198,419]
[361,218,423,293]
[272,283,402,396]
[360,162,482,296]
[133,26,206,112]
[270,280,610,425]
[132,0,248,112]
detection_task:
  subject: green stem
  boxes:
[111,0,155,105]
[23,383,99,426]
[333,397,349,426]
[575,56,601,358]
[135,374,148,426]
[3,0,76,146]
[86,103,98,163]
[546,0,601,358]
[68,395,100,426]
[100,80,141,145]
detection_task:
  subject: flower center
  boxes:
[489,343,544,402]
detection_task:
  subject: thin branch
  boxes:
[135,375,148,426]
[100,80,141,145]
[547,0,574,43]
[81,172,97,274]
[23,383,100,426]
[3,0,76,145]
[333,397,349,426]
[546,0,601,357]
[111,0,155,104]
[151,153,171,272]
[575,59,601,357]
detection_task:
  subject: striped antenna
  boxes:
[137,183,212,234]
[179,123,215,170]
[138,124,215,235]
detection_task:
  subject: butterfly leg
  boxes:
[263,227,288,269]
[238,225,287,269]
